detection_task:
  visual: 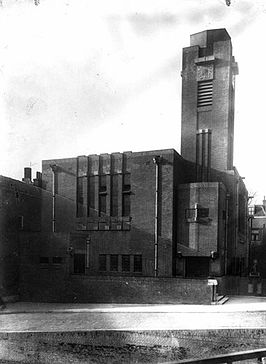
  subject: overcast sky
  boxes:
[1,0,266,203]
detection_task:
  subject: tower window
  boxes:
[197,80,213,107]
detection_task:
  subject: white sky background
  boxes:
[0,0,265,203]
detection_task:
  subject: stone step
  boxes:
[216,295,229,305]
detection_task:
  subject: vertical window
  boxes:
[122,255,130,272]
[134,255,142,273]
[77,176,84,217]
[99,195,107,215]
[111,174,119,217]
[110,254,118,272]
[18,215,24,230]
[99,254,107,271]
[74,253,85,274]
[197,80,213,107]
[122,173,131,217]
[99,175,107,215]
[88,176,95,216]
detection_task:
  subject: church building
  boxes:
[0,29,249,303]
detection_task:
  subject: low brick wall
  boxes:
[1,329,266,363]
[21,276,213,304]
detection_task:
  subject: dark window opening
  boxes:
[111,174,119,217]
[99,175,107,193]
[110,254,118,271]
[134,255,142,273]
[199,45,213,57]
[52,256,63,264]
[122,193,130,217]
[99,194,107,215]
[77,176,84,217]
[99,254,107,271]
[88,176,95,215]
[74,253,85,274]
[122,255,130,272]
[123,173,131,192]
[185,257,209,278]
[40,257,49,264]
[18,215,24,230]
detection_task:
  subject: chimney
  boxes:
[33,171,42,188]
[263,196,266,209]
[22,167,32,184]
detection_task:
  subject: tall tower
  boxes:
[181,29,239,174]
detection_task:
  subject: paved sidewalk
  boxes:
[1,295,266,314]
[0,296,266,332]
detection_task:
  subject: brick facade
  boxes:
[0,28,250,302]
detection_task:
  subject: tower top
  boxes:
[190,28,231,47]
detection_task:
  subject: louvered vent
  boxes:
[197,80,213,107]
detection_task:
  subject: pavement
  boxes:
[0,296,266,332]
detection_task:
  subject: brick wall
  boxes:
[20,275,213,304]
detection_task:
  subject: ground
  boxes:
[0,296,266,363]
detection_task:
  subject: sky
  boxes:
[0,0,266,203]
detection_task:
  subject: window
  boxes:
[40,257,49,264]
[111,174,119,217]
[99,194,107,214]
[88,176,96,215]
[110,254,118,272]
[185,207,209,222]
[122,194,130,217]
[134,255,142,273]
[122,255,130,272]
[123,173,131,192]
[99,175,107,215]
[18,215,24,230]
[52,256,63,264]
[122,174,131,217]
[74,253,85,274]
[197,80,213,107]
[251,230,261,242]
[77,176,85,217]
[99,254,107,271]
[99,175,107,193]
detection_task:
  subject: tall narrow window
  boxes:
[110,254,118,271]
[197,80,213,107]
[99,254,107,271]
[134,255,142,273]
[111,174,119,217]
[77,177,84,217]
[122,173,131,217]
[99,175,107,215]
[122,255,130,272]
[88,176,95,216]
[74,253,85,274]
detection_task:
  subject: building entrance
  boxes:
[185,257,209,277]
